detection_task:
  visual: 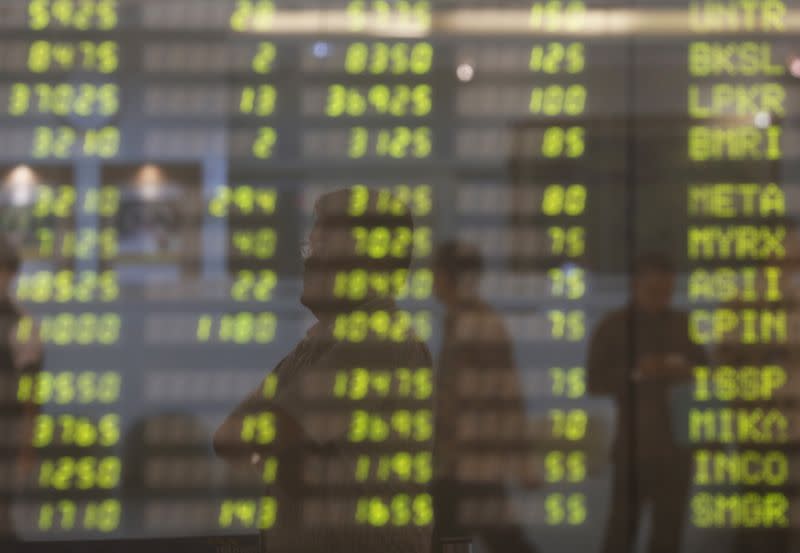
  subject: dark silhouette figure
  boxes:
[588,253,705,553]
[0,236,42,544]
[431,241,538,553]
[214,189,432,553]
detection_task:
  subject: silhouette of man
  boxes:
[588,253,705,553]
[214,188,432,553]
[431,241,537,553]
[0,236,42,544]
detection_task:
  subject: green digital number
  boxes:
[355,494,432,527]
[260,457,279,483]
[548,310,585,341]
[196,312,278,344]
[16,270,119,303]
[10,83,119,117]
[230,0,275,31]
[240,412,276,445]
[548,409,588,440]
[530,42,585,74]
[28,40,119,74]
[548,268,585,300]
[231,270,278,302]
[32,126,120,159]
[529,84,587,116]
[333,367,432,400]
[346,0,431,30]
[334,268,433,301]
[348,127,432,159]
[352,226,431,259]
[355,452,432,483]
[345,42,433,75]
[348,410,432,442]
[33,313,121,345]
[209,185,278,217]
[252,127,277,159]
[38,456,121,490]
[38,499,120,532]
[33,228,118,260]
[530,0,586,31]
[82,187,120,217]
[32,413,120,448]
[326,84,432,117]
[232,228,277,260]
[27,185,76,218]
[18,371,121,405]
[542,184,587,216]
[29,0,118,30]
[548,367,586,398]
[348,184,432,217]
[541,126,585,158]
[252,42,277,74]
[261,374,278,399]
[333,310,432,343]
[544,452,586,484]
[548,226,585,257]
[240,85,277,117]
[545,493,587,526]
[218,497,277,530]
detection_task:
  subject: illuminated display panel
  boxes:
[0,0,796,552]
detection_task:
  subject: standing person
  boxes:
[587,253,705,553]
[0,235,42,545]
[214,188,433,553]
[431,241,538,553]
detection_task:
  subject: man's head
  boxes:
[300,187,414,318]
[432,240,483,307]
[0,235,20,299]
[632,252,675,313]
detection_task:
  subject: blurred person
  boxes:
[214,188,432,553]
[588,253,706,553]
[0,235,42,544]
[431,240,538,553]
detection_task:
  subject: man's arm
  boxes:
[213,382,267,463]
[213,373,312,468]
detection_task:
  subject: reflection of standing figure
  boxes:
[0,236,42,544]
[214,189,432,553]
[588,254,705,553]
[431,241,538,553]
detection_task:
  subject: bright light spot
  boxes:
[790,57,800,79]
[136,164,163,183]
[754,111,772,129]
[135,164,165,201]
[456,63,475,82]
[6,165,36,187]
[5,165,37,207]
[313,41,331,59]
